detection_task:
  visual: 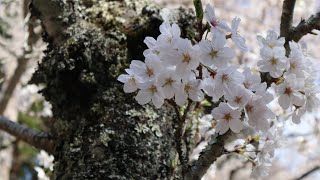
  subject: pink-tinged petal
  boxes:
[204,4,216,25]
[278,95,290,109]
[217,21,231,31]
[219,47,234,59]
[229,119,243,133]
[117,74,130,83]
[231,17,241,31]
[256,118,270,132]
[292,93,305,107]
[144,37,157,48]
[172,23,181,37]
[212,31,226,48]
[123,81,137,93]
[175,91,188,106]
[232,34,248,52]
[159,22,171,35]
[152,92,164,108]
[216,120,229,135]
[135,90,151,105]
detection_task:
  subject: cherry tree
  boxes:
[0,0,319,179]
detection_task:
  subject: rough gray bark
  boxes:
[30,0,195,179]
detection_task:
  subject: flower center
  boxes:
[209,50,219,59]
[223,113,232,121]
[164,78,175,86]
[270,57,278,65]
[290,62,296,70]
[184,83,191,92]
[129,76,136,84]
[222,74,229,82]
[148,85,158,94]
[268,43,275,48]
[234,96,242,104]
[284,87,293,96]
[246,104,253,113]
[146,67,154,77]
[182,53,191,63]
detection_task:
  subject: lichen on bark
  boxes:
[30,0,196,179]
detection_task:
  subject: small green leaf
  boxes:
[201,99,212,107]
[193,0,204,21]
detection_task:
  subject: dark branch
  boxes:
[280,0,296,55]
[0,56,29,115]
[185,131,232,180]
[294,166,320,180]
[0,116,55,153]
[280,0,296,38]
[280,0,320,55]
[291,13,320,42]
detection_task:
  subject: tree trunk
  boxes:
[30,0,194,179]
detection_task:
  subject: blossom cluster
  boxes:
[118,4,275,135]
[257,30,320,123]
[118,3,320,179]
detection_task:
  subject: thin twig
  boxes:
[0,116,55,153]
[294,166,320,180]
[168,100,188,175]
[0,56,29,115]
[0,13,37,115]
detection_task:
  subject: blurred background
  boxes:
[0,0,319,179]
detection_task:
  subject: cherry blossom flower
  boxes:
[257,30,285,50]
[304,86,320,112]
[198,33,234,68]
[135,81,165,108]
[245,96,275,132]
[157,69,181,99]
[143,37,161,57]
[242,67,261,92]
[204,4,230,32]
[175,76,204,106]
[225,85,252,109]
[173,38,200,78]
[286,42,311,78]
[258,47,288,78]
[214,66,245,96]
[212,103,243,134]
[129,55,162,82]
[230,17,249,52]
[117,69,141,93]
[157,22,181,47]
[275,74,305,110]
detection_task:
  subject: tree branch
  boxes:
[280,0,320,55]
[0,12,39,115]
[291,13,320,42]
[185,131,232,180]
[280,0,296,55]
[280,0,296,38]
[0,116,55,153]
[294,166,320,180]
[0,56,29,115]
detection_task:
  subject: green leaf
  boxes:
[193,0,203,21]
